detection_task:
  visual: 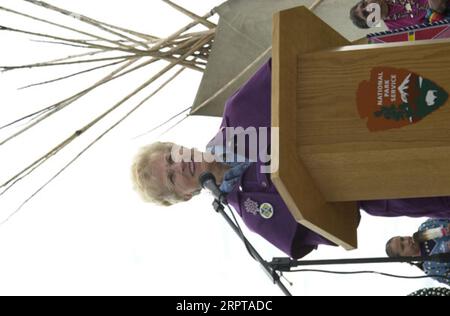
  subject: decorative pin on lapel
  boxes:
[259,202,274,219]
[244,198,259,215]
[243,199,274,219]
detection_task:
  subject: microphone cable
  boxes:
[224,202,257,261]
[219,200,450,285]
[287,268,450,283]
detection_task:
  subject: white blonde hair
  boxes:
[131,142,185,206]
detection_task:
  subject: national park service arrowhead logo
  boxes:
[357,67,448,131]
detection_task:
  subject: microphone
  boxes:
[199,172,227,204]
[413,226,450,243]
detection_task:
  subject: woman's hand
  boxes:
[428,0,448,13]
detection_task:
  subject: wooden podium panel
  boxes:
[272,6,450,249]
[271,6,359,249]
[297,40,450,201]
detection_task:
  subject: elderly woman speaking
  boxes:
[132,59,450,259]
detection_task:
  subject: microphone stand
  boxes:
[210,192,450,295]
[269,253,450,271]
[206,172,449,294]
[211,198,292,296]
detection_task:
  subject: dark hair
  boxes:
[350,2,370,29]
[385,237,398,257]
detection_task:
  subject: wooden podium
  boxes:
[271,6,450,250]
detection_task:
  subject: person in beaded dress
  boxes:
[386,218,450,286]
[350,0,435,29]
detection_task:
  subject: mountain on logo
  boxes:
[398,73,411,103]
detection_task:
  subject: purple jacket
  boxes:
[207,60,335,258]
[208,59,450,258]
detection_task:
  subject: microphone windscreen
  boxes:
[198,172,216,189]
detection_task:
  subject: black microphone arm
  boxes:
[199,172,291,296]
[269,253,450,271]
[211,198,292,296]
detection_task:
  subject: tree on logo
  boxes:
[374,103,414,121]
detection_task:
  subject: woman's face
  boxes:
[354,0,389,21]
[389,236,421,257]
[151,144,210,200]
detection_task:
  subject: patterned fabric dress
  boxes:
[408,287,450,296]
[418,219,450,285]
[384,0,429,29]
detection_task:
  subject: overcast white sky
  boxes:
[0,0,446,296]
